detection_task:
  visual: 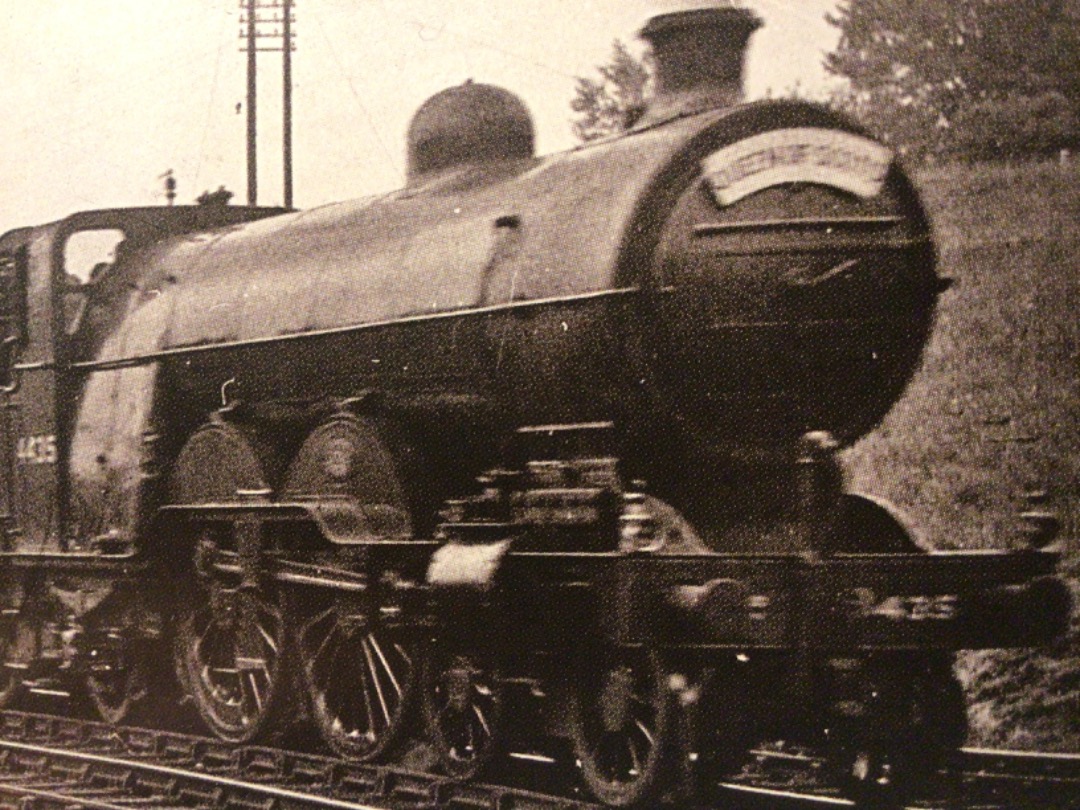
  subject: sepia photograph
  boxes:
[0,1,1076,808]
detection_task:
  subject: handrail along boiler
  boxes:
[0,5,1069,807]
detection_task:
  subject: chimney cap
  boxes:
[635,4,763,126]
[639,6,762,43]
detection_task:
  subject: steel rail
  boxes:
[956,746,1080,809]
[960,745,1080,777]
[0,738,392,809]
[1,711,1079,809]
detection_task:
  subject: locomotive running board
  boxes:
[159,500,416,545]
[0,551,145,572]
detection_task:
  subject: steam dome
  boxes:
[406,81,535,184]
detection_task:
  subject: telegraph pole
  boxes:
[245,0,257,206]
[283,0,293,208]
[240,0,296,208]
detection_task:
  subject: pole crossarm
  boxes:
[239,0,296,52]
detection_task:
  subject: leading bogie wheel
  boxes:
[298,598,418,760]
[423,644,505,780]
[829,657,968,808]
[175,531,291,743]
[570,646,676,807]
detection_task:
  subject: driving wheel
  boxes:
[298,599,418,760]
[175,532,290,742]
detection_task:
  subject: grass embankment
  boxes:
[844,158,1080,751]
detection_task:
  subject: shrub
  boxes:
[946,92,1078,161]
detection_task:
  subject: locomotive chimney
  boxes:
[637,4,762,127]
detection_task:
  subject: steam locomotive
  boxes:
[0,6,1068,806]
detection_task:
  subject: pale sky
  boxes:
[0,1,841,229]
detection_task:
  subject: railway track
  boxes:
[957,747,1080,809]
[0,711,592,810]
[724,745,1080,809]
[0,711,1077,810]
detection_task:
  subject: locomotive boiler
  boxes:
[0,5,1069,807]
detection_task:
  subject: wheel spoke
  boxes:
[369,633,404,698]
[308,628,335,673]
[247,671,264,713]
[357,640,377,736]
[300,607,336,648]
[229,654,246,706]
[321,625,346,674]
[362,636,392,727]
[193,614,215,658]
[634,718,654,747]
[308,621,345,695]
[256,621,278,654]
[472,702,491,738]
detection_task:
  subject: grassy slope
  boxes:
[844,158,1080,750]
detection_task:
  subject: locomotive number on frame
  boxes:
[16,434,57,465]
[851,588,959,622]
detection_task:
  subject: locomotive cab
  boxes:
[0,206,286,554]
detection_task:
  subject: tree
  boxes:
[825,0,1080,157]
[570,40,651,142]
[197,186,234,207]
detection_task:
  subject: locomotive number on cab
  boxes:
[16,434,57,465]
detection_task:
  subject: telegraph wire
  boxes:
[402,16,575,80]
[193,4,233,197]
[751,0,835,28]
[309,4,401,179]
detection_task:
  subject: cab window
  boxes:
[61,229,127,337]
[63,229,127,285]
